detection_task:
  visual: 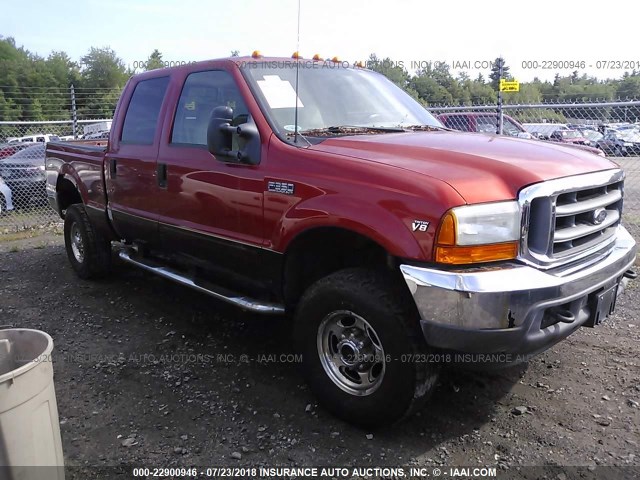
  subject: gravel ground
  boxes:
[0,239,639,480]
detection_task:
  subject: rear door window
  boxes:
[121,77,170,144]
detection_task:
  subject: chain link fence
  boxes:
[0,120,111,234]
[1,102,639,242]
[429,101,640,240]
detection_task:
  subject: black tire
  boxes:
[0,194,6,216]
[63,204,111,279]
[294,268,439,427]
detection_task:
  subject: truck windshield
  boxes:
[241,62,441,139]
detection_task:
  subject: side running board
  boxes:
[118,249,285,315]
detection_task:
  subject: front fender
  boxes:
[274,194,436,260]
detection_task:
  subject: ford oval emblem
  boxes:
[592,208,607,225]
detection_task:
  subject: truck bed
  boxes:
[47,139,108,155]
[46,139,109,215]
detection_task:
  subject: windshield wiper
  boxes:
[403,124,450,132]
[293,125,406,137]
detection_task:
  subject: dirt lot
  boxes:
[0,238,639,479]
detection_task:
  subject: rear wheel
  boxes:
[294,268,439,427]
[64,204,111,279]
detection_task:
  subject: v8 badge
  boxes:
[412,220,430,232]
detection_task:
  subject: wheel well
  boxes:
[282,227,399,309]
[56,177,82,215]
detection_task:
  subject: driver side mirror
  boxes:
[207,106,261,165]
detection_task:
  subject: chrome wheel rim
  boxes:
[317,310,386,396]
[70,223,85,263]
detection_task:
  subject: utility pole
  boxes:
[70,84,78,139]
[496,58,504,135]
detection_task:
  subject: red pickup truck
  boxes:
[45,56,637,427]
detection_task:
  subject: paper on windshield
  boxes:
[257,75,304,109]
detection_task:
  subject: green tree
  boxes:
[23,98,44,120]
[77,47,128,118]
[366,54,410,89]
[489,57,510,90]
[410,74,453,105]
[409,62,471,105]
[465,78,497,105]
[617,75,640,99]
[504,83,542,105]
[80,47,128,89]
[0,90,20,121]
[145,49,164,70]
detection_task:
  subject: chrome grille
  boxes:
[553,183,622,257]
[519,169,625,269]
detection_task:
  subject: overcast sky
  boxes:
[1,0,636,82]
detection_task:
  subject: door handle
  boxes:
[157,163,167,188]
[109,158,117,177]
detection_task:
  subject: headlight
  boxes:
[434,201,520,264]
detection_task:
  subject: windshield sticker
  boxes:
[257,75,304,109]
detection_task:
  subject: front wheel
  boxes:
[64,204,111,279]
[294,268,439,427]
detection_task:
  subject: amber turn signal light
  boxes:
[434,242,519,265]
[436,212,456,246]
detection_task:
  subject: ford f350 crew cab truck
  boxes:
[46,56,637,426]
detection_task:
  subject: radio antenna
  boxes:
[293,0,301,144]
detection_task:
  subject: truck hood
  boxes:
[310,131,617,203]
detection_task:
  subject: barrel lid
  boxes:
[0,329,54,384]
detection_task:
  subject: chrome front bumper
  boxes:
[401,226,637,359]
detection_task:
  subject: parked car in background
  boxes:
[84,131,110,140]
[82,121,112,138]
[0,143,47,206]
[548,129,593,146]
[596,129,640,156]
[579,129,604,146]
[6,134,60,143]
[437,112,533,138]
[614,123,637,132]
[440,116,605,155]
[522,123,568,140]
[0,176,14,215]
[0,142,31,159]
